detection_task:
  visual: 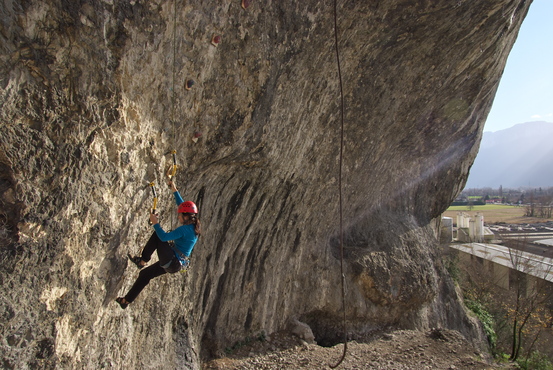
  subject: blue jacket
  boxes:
[153,191,198,262]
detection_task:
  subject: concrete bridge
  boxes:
[449,242,553,304]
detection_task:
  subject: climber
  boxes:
[115,179,201,309]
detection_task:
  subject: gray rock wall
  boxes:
[0,0,529,368]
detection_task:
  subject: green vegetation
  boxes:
[444,254,460,283]
[225,332,267,355]
[516,351,553,370]
[447,204,519,211]
[464,297,497,351]
[467,196,484,200]
[449,236,553,366]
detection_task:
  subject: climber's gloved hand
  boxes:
[167,179,178,192]
[149,212,160,225]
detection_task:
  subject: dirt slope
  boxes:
[204,329,514,370]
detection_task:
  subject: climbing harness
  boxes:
[173,246,191,273]
[329,0,348,367]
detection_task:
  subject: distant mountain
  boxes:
[464,121,553,189]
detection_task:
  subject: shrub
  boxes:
[464,298,497,351]
[516,351,553,370]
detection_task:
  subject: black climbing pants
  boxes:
[124,232,180,303]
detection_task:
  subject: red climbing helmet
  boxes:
[178,201,198,214]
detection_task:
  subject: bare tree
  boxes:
[505,242,553,361]
[456,236,553,361]
[524,192,536,217]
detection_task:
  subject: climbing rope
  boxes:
[329,0,347,367]
[146,0,186,228]
[170,0,177,144]
[169,0,178,229]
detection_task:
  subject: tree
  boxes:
[456,236,553,361]
[524,192,536,217]
[504,240,553,361]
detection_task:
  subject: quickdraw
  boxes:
[148,182,158,224]
[168,150,178,179]
[149,182,158,213]
[167,150,179,228]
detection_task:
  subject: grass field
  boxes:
[442,204,552,224]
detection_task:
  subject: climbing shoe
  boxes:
[115,297,129,309]
[127,253,144,269]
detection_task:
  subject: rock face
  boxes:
[0,0,529,368]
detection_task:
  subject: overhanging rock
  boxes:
[0,0,529,368]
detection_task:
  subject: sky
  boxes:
[483,0,553,133]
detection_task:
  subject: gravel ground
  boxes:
[202,329,515,370]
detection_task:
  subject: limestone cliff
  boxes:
[0,0,530,368]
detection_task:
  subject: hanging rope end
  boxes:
[328,341,348,369]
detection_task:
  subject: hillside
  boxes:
[466,121,553,188]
